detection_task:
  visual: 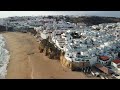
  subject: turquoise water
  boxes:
[0,34,10,79]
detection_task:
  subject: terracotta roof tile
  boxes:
[99,56,109,61]
[112,60,120,64]
[95,64,109,74]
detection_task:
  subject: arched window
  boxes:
[106,61,108,64]
[102,62,104,64]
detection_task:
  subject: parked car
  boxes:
[104,76,109,79]
[115,76,120,79]
[94,72,100,77]
[91,71,95,76]
[100,75,105,79]
[111,74,120,79]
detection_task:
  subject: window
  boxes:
[102,62,104,64]
[117,64,120,68]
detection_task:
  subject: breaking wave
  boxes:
[0,34,10,79]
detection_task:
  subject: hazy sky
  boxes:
[0,11,120,18]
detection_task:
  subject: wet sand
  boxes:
[3,32,99,79]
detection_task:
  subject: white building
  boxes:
[98,56,111,66]
[111,59,120,74]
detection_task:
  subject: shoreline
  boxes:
[3,32,33,79]
[3,34,10,79]
[0,34,10,79]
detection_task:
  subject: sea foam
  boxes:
[0,34,10,79]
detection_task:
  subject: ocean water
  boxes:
[0,34,10,79]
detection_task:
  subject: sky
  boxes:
[0,11,120,18]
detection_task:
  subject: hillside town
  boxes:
[1,15,120,79]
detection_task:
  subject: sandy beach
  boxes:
[3,32,99,79]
